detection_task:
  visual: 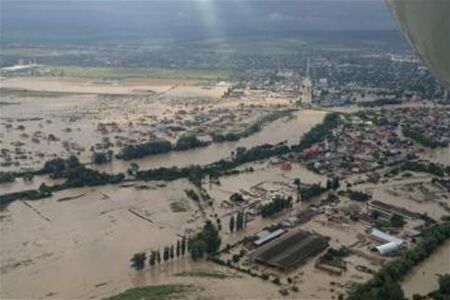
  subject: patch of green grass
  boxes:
[105,284,190,300]
[175,270,238,279]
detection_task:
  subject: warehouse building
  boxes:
[250,230,329,271]
[369,228,404,256]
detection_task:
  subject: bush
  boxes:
[272,277,281,285]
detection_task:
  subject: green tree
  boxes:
[149,251,156,266]
[236,212,243,230]
[156,250,161,264]
[374,280,405,300]
[438,274,450,295]
[202,220,222,254]
[130,252,147,271]
[163,246,169,262]
[390,214,406,228]
[190,238,207,260]
[229,215,235,233]
[181,236,186,256]
[176,240,181,257]
[39,182,51,194]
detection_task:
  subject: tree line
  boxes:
[130,236,188,271]
[261,195,293,218]
[229,211,246,233]
[130,220,222,271]
[402,126,447,149]
[118,135,209,161]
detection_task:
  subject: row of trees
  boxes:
[229,211,246,232]
[0,172,15,183]
[130,237,188,271]
[118,135,209,161]
[212,110,294,143]
[400,160,450,177]
[131,220,223,271]
[300,183,327,202]
[174,135,209,151]
[2,156,125,205]
[117,139,172,160]
[348,222,450,300]
[402,127,446,149]
[261,195,293,218]
[294,113,340,151]
[91,150,113,165]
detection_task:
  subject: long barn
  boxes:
[250,230,329,271]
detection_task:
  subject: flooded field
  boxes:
[0,163,324,299]
[0,179,205,299]
[0,77,217,96]
[420,146,450,166]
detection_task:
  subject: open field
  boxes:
[0,76,221,96]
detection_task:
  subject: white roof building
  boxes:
[369,228,404,256]
[254,229,285,246]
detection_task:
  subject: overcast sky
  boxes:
[1,0,397,44]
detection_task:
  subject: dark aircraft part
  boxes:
[386,0,449,88]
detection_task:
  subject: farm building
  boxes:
[250,230,329,271]
[245,225,286,249]
[369,228,404,256]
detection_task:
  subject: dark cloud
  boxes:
[1,0,396,44]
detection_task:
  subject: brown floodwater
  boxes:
[420,146,450,166]
[94,110,327,173]
[0,179,206,299]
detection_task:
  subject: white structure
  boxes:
[254,229,285,246]
[369,228,404,256]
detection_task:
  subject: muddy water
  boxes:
[420,146,450,166]
[95,110,327,173]
[0,176,64,194]
[0,175,307,300]
[402,240,450,297]
[371,178,447,220]
[0,179,206,299]
[0,77,224,96]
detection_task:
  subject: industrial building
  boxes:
[368,200,418,220]
[245,225,286,249]
[369,228,404,256]
[250,230,329,271]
